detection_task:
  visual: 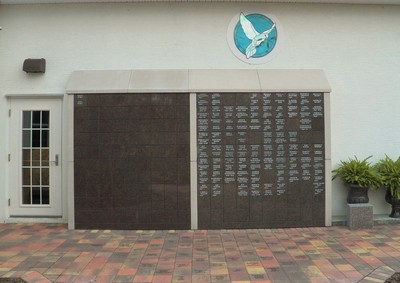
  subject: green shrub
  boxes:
[375,155,400,198]
[332,156,381,189]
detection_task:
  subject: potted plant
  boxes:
[332,156,382,203]
[375,155,400,218]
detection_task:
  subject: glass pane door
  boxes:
[21,111,50,206]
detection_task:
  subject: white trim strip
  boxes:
[1,0,399,5]
[190,92,198,230]
[67,95,75,229]
[5,94,64,99]
[324,92,332,226]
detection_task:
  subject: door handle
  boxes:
[52,154,59,166]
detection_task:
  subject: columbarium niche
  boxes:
[73,93,191,230]
[66,69,331,230]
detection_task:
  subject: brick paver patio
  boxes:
[0,224,399,282]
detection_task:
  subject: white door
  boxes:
[8,98,62,217]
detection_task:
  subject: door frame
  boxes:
[6,94,67,222]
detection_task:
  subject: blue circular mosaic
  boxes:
[232,13,278,60]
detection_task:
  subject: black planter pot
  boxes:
[347,184,369,204]
[385,190,400,218]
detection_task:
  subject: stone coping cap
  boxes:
[66,69,331,94]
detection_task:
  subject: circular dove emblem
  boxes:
[227,12,283,64]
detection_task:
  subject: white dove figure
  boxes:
[239,13,276,59]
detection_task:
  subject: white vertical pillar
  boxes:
[324,92,332,226]
[190,93,198,230]
[67,94,75,230]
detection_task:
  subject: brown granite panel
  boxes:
[74,93,190,230]
[197,92,326,229]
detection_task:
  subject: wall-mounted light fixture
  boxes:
[23,58,46,73]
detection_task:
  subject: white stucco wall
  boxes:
[0,2,399,222]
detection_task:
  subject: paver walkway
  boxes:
[0,224,399,282]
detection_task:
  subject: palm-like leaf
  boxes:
[332,156,382,189]
[375,155,400,198]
